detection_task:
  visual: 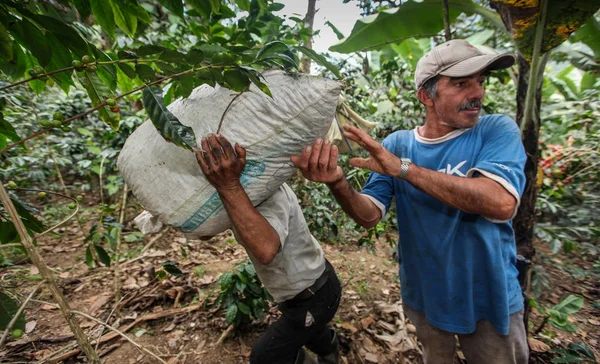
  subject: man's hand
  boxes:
[343,125,401,177]
[290,138,344,185]
[195,134,246,192]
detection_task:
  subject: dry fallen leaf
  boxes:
[341,322,358,334]
[41,304,57,311]
[528,338,550,353]
[365,353,379,363]
[588,318,600,326]
[29,266,39,275]
[25,320,37,334]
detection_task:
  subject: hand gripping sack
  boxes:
[118,70,343,237]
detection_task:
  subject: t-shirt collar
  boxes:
[414,126,470,144]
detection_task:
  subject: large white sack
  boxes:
[118,70,343,237]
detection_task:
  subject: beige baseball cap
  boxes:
[414,39,515,89]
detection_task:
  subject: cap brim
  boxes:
[439,53,515,78]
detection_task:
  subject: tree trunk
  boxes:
[512,53,549,260]
[300,0,317,74]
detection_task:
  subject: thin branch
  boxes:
[0,59,161,93]
[0,183,100,363]
[216,86,248,134]
[0,66,223,156]
[114,184,129,308]
[442,0,452,41]
[0,243,23,249]
[70,310,167,364]
[0,280,45,348]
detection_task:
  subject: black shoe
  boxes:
[296,349,317,364]
[317,329,339,364]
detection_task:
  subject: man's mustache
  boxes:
[458,100,482,111]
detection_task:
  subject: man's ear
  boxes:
[417,88,434,107]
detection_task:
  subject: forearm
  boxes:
[405,164,516,221]
[327,177,382,229]
[218,185,280,265]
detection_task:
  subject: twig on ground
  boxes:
[71,310,167,364]
[215,324,234,346]
[0,280,45,348]
[32,299,204,362]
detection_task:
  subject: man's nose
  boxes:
[469,82,485,100]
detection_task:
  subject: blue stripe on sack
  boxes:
[179,160,266,232]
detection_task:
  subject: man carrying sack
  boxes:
[292,39,529,363]
[195,134,341,364]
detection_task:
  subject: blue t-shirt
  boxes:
[361,114,526,335]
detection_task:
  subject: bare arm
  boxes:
[405,165,516,221]
[291,139,382,229]
[344,125,517,221]
[196,134,280,265]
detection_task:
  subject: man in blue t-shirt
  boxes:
[291,39,528,363]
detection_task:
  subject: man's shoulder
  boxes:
[477,114,519,134]
[382,129,413,146]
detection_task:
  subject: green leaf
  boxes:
[27,13,90,57]
[241,67,271,97]
[234,0,250,11]
[223,69,250,92]
[296,46,341,78]
[94,245,111,266]
[79,71,119,130]
[256,40,290,60]
[14,19,52,68]
[46,35,75,93]
[90,0,116,38]
[0,42,26,80]
[118,62,136,79]
[329,0,500,54]
[142,87,197,151]
[162,261,183,276]
[10,195,44,235]
[225,303,238,324]
[570,16,600,58]
[237,301,251,315]
[325,21,345,40]
[209,0,221,14]
[0,24,12,61]
[0,292,25,331]
[72,0,92,19]
[137,45,167,57]
[553,295,584,315]
[93,49,118,91]
[219,271,234,291]
[269,2,285,11]
[0,222,19,246]
[158,0,185,18]
[77,127,94,137]
[120,0,152,23]
[187,0,212,18]
[110,0,138,37]
[135,64,156,82]
[0,115,20,144]
[551,355,586,363]
[85,245,94,268]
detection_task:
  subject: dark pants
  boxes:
[250,260,341,364]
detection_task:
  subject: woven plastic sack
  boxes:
[118,70,343,237]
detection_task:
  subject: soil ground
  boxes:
[1,199,598,363]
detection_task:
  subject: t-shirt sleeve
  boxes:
[254,185,292,248]
[359,137,396,218]
[466,116,527,223]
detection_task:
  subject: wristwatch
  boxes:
[396,158,411,180]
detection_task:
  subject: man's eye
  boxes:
[455,82,464,87]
